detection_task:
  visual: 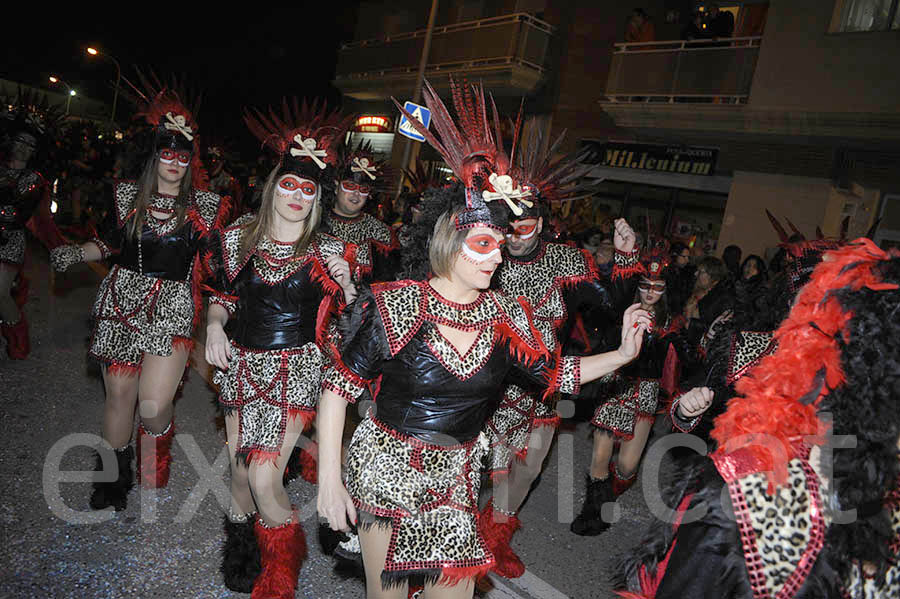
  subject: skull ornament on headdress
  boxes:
[243,98,354,184]
[393,78,532,231]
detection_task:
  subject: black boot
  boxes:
[89,445,135,511]
[221,514,262,592]
[570,475,614,536]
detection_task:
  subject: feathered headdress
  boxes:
[403,158,445,197]
[393,77,529,231]
[1,86,64,149]
[119,69,206,188]
[243,97,354,182]
[336,139,394,194]
[640,240,671,281]
[513,120,600,220]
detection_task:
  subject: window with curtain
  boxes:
[832,0,900,31]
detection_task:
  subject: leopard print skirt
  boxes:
[345,415,493,585]
[89,265,194,371]
[0,229,26,265]
[214,341,322,463]
[591,377,660,440]
[483,385,560,475]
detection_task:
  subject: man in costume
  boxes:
[479,120,636,576]
[203,140,244,220]
[325,141,399,282]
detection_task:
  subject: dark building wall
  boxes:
[749,0,900,112]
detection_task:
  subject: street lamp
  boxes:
[48,75,76,115]
[86,46,122,126]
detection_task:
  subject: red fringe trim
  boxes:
[287,409,316,432]
[439,562,494,587]
[711,239,897,488]
[105,361,141,377]
[190,254,205,330]
[494,296,550,369]
[213,194,233,231]
[612,263,646,280]
[172,336,194,353]
[245,449,281,465]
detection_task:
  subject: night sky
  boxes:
[3,5,360,147]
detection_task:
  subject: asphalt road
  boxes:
[1,245,669,599]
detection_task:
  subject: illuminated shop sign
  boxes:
[354,115,392,133]
[584,140,719,176]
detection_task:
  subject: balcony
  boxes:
[334,13,554,100]
[603,37,762,104]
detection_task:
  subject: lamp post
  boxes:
[86,47,122,127]
[48,76,76,115]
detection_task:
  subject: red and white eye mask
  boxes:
[461,234,505,263]
[159,148,192,167]
[277,176,318,201]
[341,181,371,196]
[507,220,539,241]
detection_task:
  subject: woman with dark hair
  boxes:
[50,79,230,511]
[316,79,651,599]
[684,255,734,353]
[735,253,768,318]
[572,247,698,536]
[203,99,356,598]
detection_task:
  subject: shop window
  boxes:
[830,0,900,32]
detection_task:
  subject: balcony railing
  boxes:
[335,13,554,97]
[603,37,762,104]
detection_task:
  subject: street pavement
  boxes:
[1,244,669,599]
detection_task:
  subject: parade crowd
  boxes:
[2,73,899,599]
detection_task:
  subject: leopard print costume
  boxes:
[727,330,778,385]
[591,376,661,439]
[328,212,397,281]
[484,241,606,473]
[0,168,45,265]
[347,416,492,580]
[325,280,580,584]
[210,221,351,462]
[842,485,900,598]
[88,181,226,372]
[712,448,826,598]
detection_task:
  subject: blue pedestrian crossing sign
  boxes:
[397,101,431,142]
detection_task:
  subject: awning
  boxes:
[588,166,733,194]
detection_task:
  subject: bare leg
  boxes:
[589,428,615,479]
[138,348,189,433]
[359,522,406,599]
[224,411,255,517]
[497,424,557,514]
[101,368,140,448]
[615,418,653,478]
[248,414,306,527]
[0,265,19,322]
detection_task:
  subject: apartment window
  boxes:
[831,0,900,31]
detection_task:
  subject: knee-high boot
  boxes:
[478,498,526,578]
[136,420,174,488]
[609,462,637,498]
[221,512,262,592]
[570,474,614,536]
[252,510,307,599]
[1,312,30,359]
[89,443,135,511]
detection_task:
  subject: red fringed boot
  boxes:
[610,462,637,498]
[479,499,526,578]
[136,421,174,488]
[283,446,318,486]
[252,510,307,599]
[1,313,30,359]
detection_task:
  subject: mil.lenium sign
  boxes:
[589,141,718,176]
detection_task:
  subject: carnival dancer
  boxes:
[316,77,652,599]
[326,140,399,282]
[204,98,355,598]
[203,140,245,220]
[1,90,65,358]
[479,121,618,577]
[571,243,697,536]
[614,238,900,599]
[50,74,230,510]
